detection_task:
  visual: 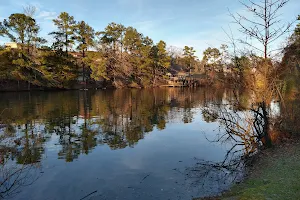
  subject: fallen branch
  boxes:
[80,190,97,200]
[140,173,151,183]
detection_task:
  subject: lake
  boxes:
[0,88,247,200]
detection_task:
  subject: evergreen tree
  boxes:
[203,47,221,72]
[75,21,95,82]
[149,40,170,85]
[0,22,7,37]
[2,13,41,51]
[99,22,126,51]
[50,12,76,53]
[183,46,196,75]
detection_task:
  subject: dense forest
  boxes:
[1,4,298,91]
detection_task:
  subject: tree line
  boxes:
[0,5,299,91]
[0,9,201,89]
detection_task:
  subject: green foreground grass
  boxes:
[220,139,300,200]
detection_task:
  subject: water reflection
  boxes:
[0,88,266,199]
[184,87,298,199]
[0,88,226,157]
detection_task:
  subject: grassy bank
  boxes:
[217,138,300,200]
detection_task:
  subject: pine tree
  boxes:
[183,46,196,75]
[50,12,76,53]
[75,21,95,82]
[2,13,41,51]
[150,40,170,85]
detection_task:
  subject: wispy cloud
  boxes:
[132,17,175,26]
[117,0,145,18]
[36,11,57,20]
[131,17,175,35]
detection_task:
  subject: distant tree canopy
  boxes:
[0,10,202,89]
[0,8,298,91]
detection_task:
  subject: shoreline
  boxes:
[0,82,212,92]
[197,136,300,200]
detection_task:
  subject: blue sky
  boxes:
[0,0,299,57]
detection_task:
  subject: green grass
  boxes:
[221,142,300,200]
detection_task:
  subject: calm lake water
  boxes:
[0,88,246,200]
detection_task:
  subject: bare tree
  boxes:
[228,0,293,102]
[23,5,37,18]
[230,0,292,60]
[0,161,41,199]
[224,0,294,147]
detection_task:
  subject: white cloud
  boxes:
[36,11,57,20]
[131,17,175,36]
[131,20,156,33]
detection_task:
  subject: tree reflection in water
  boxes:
[0,87,290,199]
[0,88,227,198]
[0,118,43,199]
[185,88,291,197]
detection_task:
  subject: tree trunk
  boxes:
[82,50,85,79]
[65,34,68,53]
[261,101,272,147]
[153,66,156,86]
